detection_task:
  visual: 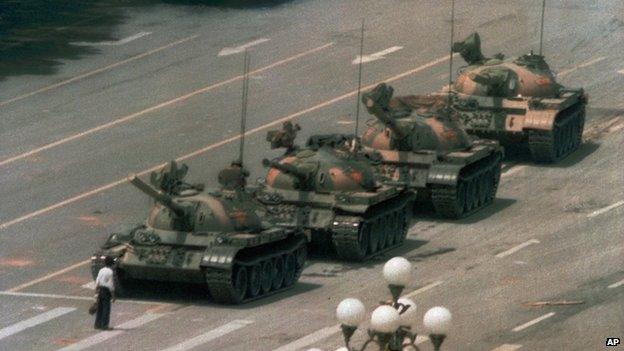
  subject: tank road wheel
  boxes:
[260,260,273,294]
[368,220,381,254]
[483,170,494,203]
[272,256,285,290]
[207,265,248,304]
[377,217,388,251]
[573,109,585,148]
[247,264,262,298]
[396,209,409,244]
[231,266,248,303]
[477,172,489,206]
[386,214,397,248]
[283,254,297,287]
[295,246,307,270]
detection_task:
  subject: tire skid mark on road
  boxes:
[0,34,199,108]
[0,42,334,168]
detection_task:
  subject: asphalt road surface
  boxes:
[0,0,622,350]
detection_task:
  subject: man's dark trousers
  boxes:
[94,287,111,329]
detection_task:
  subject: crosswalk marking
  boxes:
[0,307,75,340]
[160,320,253,351]
[491,345,522,351]
[57,313,165,351]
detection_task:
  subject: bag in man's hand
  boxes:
[88,293,98,315]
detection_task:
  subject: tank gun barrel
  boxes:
[361,84,406,140]
[261,159,308,180]
[127,174,187,217]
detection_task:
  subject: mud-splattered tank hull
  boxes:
[453,89,586,163]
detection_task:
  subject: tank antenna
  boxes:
[447,0,455,108]
[238,50,250,167]
[354,18,365,136]
[538,0,546,55]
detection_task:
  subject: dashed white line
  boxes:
[618,69,624,75]
[608,278,624,289]
[0,307,75,340]
[404,281,444,298]
[6,259,91,292]
[587,200,624,218]
[491,344,522,351]
[352,46,403,64]
[72,31,152,46]
[0,42,333,169]
[57,313,166,351]
[557,56,606,77]
[501,165,526,178]
[0,34,199,107]
[0,291,171,306]
[495,239,540,258]
[218,38,270,56]
[160,320,253,351]
[273,325,341,351]
[81,281,96,290]
[512,312,555,332]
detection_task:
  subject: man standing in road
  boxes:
[94,257,116,330]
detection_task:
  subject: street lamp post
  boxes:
[328,257,451,351]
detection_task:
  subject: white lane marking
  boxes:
[587,200,624,218]
[0,291,171,306]
[72,32,152,46]
[0,35,199,108]
[491,345,523,351]
[0,51,451,235]
[608,278,624,289]
[512,312,555,332]
[352,46,403,64]
[0,42,333,169]
[81,281,96,290]
[57,313,165,351]
[160,320,253,351]
[404,281,444,298]
[0,307,75,340]
[218,38,270,56]
[618,69,624,75]
[273,325,341,351]
[6,259,91,292]
[501,165,526,178]
[557,56,606,77]
[495,239,540,258]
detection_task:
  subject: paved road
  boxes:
[0,0,622,350]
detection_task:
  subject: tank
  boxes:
[450,32,587,162]
[91,161,307,304]
[257,122,415,261]
[360,83,503,219]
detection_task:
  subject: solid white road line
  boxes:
[587,200,624,218]
[81,281,96,290]
[501,165,527,178]
[0,42,333,169]
[512,312,555,332]
[608,278,624,289]
[352,46,403,64]
[404,281,444,298]
[618,69,624,74]
[0,51,451,236]
[72,32,152,46]
[0,307,75,340]
[491,344,522,351]
[495,239,540,258]
[0,291,171,306]
[6,259,91,292]
[218,38,270,56]
[0,34,199,107]
[557,56,606,77]
[160,320,253,351]
[273,325,341,351]
[57,313,165,351]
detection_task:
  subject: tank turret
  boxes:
[128,174,189,218]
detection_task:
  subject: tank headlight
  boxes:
[333,221,340,226]
[100,255,106,260]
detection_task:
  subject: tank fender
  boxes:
[199,245,240,271]
[523,109,556,131]
[427,163,464,186]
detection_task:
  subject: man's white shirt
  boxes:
[95,266,115,291]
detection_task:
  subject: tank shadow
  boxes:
[502,141,600,168]
[116,279,321,308]
[413,197,517,224]
[538,141,600,168]
[0,1,126,81]
[157,0,295,8]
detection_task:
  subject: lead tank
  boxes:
[257,122,414,261]
[360,83,503,219]
[91,161,307,304]
[450,32,587,162]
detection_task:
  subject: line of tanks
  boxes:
[91,32,587,304]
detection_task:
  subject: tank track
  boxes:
[528,103,585,163]
[204,236,306,304]
[332,195,412,261]
[429,151,503,219]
